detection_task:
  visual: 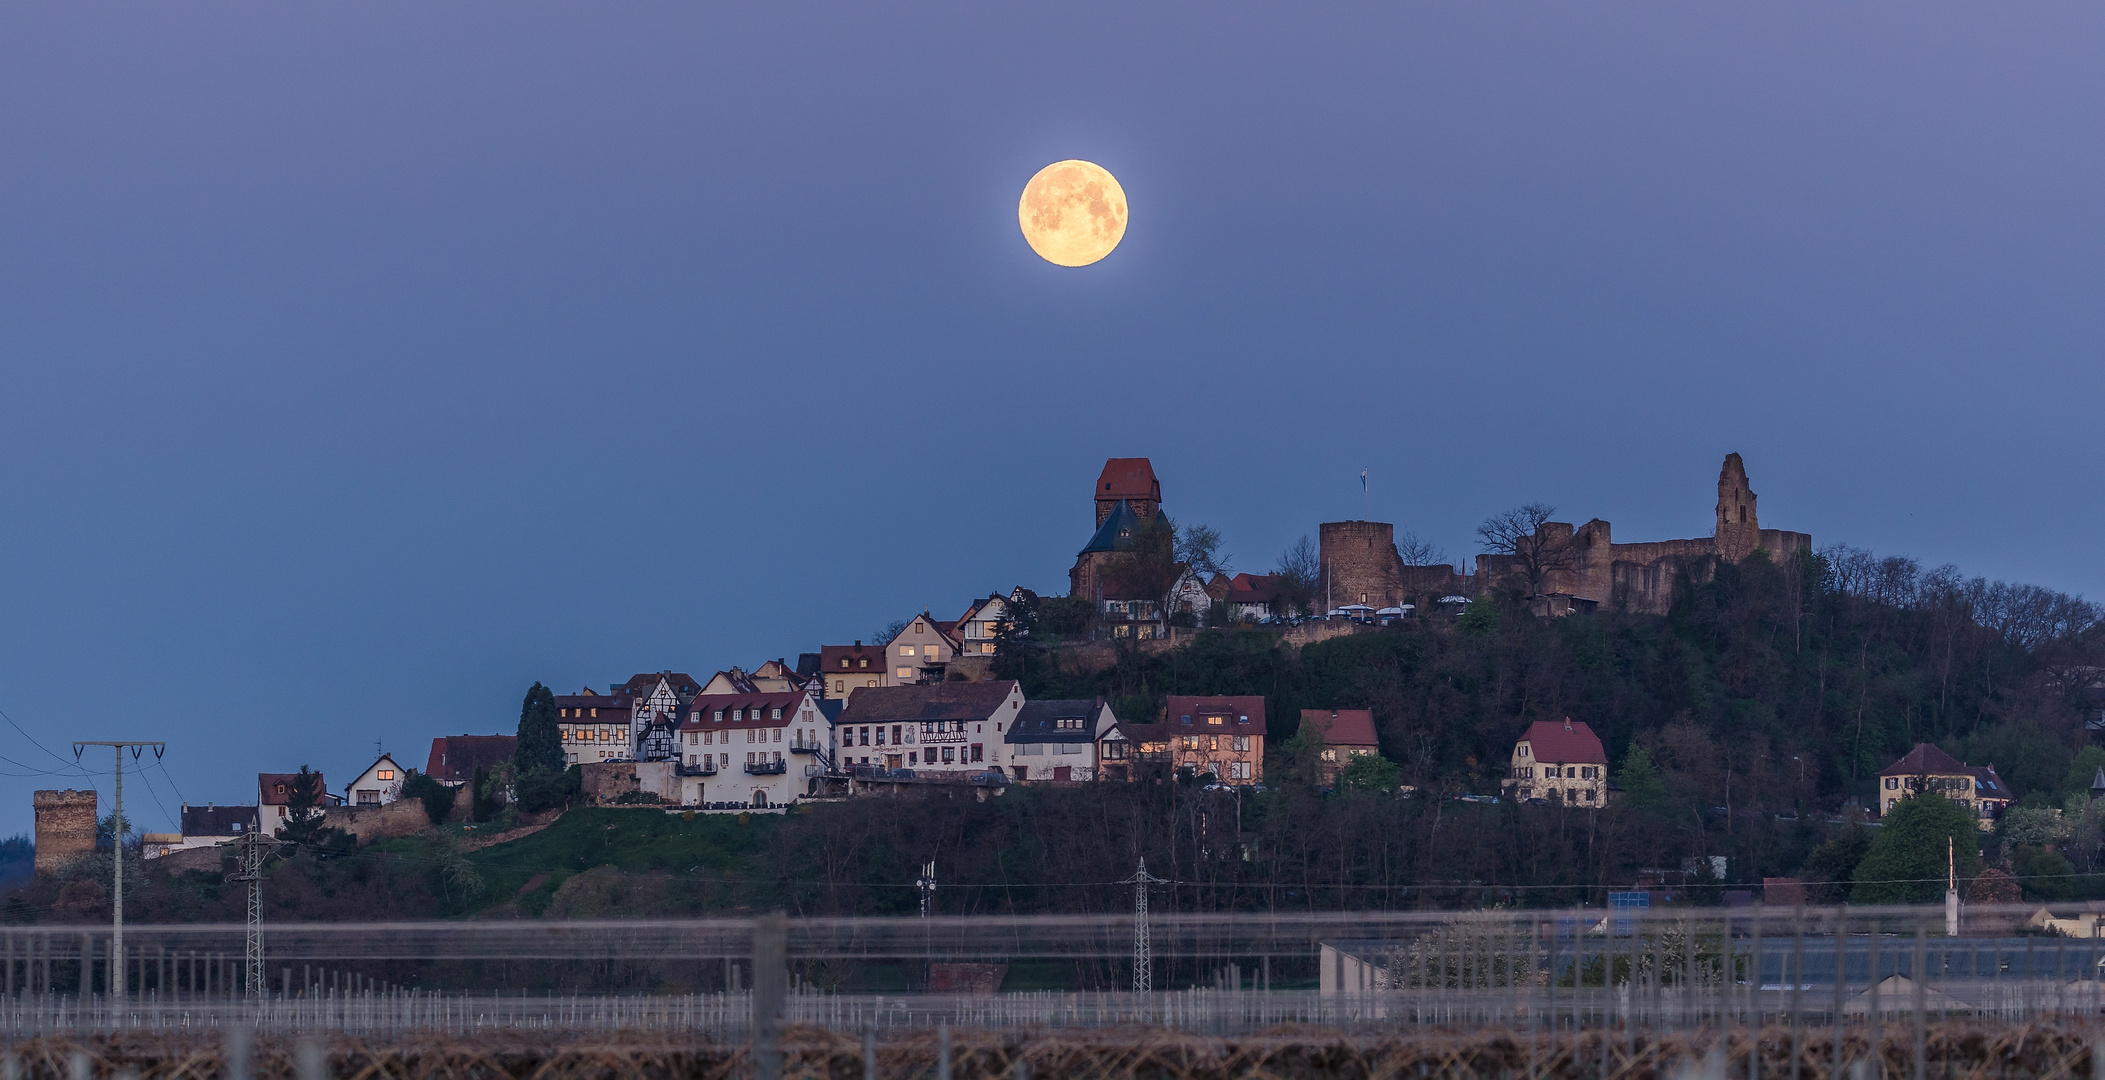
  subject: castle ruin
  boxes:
[1316,453,1809,616]
[1473,453,1811,614]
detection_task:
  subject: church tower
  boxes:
[1714,453,1760,563]
[1094,458,1161,526]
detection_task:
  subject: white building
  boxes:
[955,594,1014,656]
[676,689,829,810]
[832,681,1023,775]
[343,753,408,807]
[1005,699,1119,782]
[883,612,962,684]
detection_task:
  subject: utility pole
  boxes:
[1119,857,1167,993]
[72,740,165,1017]
[1945,835,1959,937]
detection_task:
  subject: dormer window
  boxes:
[840,658,850,669]
[771,708,782,720]
[713,710,724,722]
[858,659,868,669]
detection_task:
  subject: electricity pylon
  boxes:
[1119,858,1167,993]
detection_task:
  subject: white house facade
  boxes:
[677,689,827,811]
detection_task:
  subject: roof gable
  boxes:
[678,690,815,731]
[1518,719,1606,765]
[819,643,885,672]
[1301,709,1378,748]
[1879,742,1969,777]
[1164,695,1268,733]
[1010,699,1104,744]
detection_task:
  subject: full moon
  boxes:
[1018,160,1127,267]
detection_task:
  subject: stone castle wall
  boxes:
[32,790,96,874]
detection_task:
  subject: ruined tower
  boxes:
[32,789,96,874]
[1714,453,1760,563]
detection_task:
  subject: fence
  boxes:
[1,904,2103,1044]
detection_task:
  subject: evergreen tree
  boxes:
[514,682,563,776]
[280,765,328,844]
[1851,792,1982,904]
[1618,745,1667,812]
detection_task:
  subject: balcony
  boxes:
[674,761,717,777]
[789,744,821,755]
[744,759,787,776]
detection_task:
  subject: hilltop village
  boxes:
[27,455,2048,886]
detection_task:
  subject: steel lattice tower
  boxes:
[1120,858,1167,993]
[234,829,267,1001]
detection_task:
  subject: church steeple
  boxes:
[1715,453,1760,562]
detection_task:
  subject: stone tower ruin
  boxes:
[32,789,96,874]
[1472,452,1810,615]
[1714,452,1760,563]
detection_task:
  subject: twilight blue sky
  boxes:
[1,2,2100,837]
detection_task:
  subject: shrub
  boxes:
[399,772,456,827]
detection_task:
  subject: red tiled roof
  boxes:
[820,643,886,673]
[258,771,323,806]
[1164,696,1267,734]
[837,681,1020,725]
[426,735,517,783]
[679,691,813,731]
[1301,709,1378,748]
[1518,719,1606,765]
[1096,458,1160,502]
[1226,573,1278,604]
[1878,743,1968,777]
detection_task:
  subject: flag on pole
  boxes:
[1360,469,1368,493]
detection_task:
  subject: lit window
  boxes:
[377,770,395,781]
[858,659,868,669]
[901,645,916,656]
[897,667,912,679]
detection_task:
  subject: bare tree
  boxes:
[1476,502,1572,596]
[1273,535,1320,615]
[1175,523,1231,579]
[1395,530,1448,568]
